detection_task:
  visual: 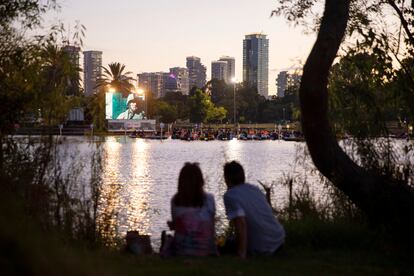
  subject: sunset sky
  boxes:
[47,0,315,95]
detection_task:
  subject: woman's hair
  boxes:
[173,162,205,207]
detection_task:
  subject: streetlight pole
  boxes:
[233,83,236,125]
[145,89,148,119]
[232,77,237,136]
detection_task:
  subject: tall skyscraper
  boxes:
[62,45,81,95]
[211,61,228,83]
[165,67,189,95]
[137,72,165,98]
[186,56,207,89]
[219,56,235,82]
[83,50,102,96]
[243,33,269,97]
[276,70,301,98]
[276,71,288,98]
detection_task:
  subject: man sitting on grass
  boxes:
[223,161,285,258]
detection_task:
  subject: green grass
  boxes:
[7,245,409,275]
[2,217,412,275]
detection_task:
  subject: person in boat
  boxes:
[222,161,285,258]
[161,162,217,257]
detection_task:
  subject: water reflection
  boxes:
[91,138,312,245]
[99,138,154,239]
[54,137,414,248]
[123,139,151,235]
[99,137,122,242]
[225,138,243,161]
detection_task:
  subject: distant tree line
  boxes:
[84,64,302,126]
[146,80,301,124]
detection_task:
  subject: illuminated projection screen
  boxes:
[105,92,145,120]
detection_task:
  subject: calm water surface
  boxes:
[65,136,320,247]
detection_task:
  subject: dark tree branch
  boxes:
[386,0,414,47]
[300,0,414,230]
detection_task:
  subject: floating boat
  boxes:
[282,134,305,142]
[146,135,169,140]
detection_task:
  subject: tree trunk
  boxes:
[300,0,414,230]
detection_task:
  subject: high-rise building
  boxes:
[63,45,81,67]
[276,70,301,98]
[276,71,288,98]
[165,67,189,95]
[62,45,81,95]
[218,56,235,82]
[211,61,228,83]
[137,72,165,98]
[186,56,207,89]
[243,33,269,97]
[83,50,102,96]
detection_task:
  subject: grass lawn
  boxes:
[14,246,409,275]
[3,219,412,275]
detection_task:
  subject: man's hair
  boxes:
[224,161,245,186]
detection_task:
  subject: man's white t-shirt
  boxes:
[224,183,285,255]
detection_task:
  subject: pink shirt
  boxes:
[171,193,217,256]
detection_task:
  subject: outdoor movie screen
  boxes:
[105,92,145,120]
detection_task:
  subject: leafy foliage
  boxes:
[328,51,394,137]
[0,0,58,30]
[155,100,178,123]
[161,91,190,120]
[96,62,135,97]
[188,88,226,123]
[0,25,85,129]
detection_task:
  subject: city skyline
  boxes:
[46,0,315,95]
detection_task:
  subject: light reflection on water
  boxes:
[99,137,122,240]
[37,135,413,248]
[90,137,316,247]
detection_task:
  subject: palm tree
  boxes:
[96,62,135,96]
[38,44,81,124]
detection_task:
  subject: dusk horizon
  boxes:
[44,0,315,95]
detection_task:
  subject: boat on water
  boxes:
[129,132,145,138]
[129,130,169,140]
[282,134,305,142]
[146,135,169,140]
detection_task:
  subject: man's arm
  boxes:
[224,194,247,258]
[232,216,247,259]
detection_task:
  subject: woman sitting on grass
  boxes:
[161,162,217,257]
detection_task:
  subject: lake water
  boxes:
[34,135,412,249]
[61,136,322,248]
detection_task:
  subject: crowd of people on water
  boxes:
[125,161,285,259]
[129,127,304,141]
[170,128,304,141]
